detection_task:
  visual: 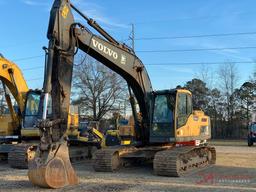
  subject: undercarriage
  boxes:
[93,144,216,176]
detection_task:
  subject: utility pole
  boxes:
[127,23,136,120]
[130,23,135,51]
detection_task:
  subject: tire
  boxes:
[248,138,253,146]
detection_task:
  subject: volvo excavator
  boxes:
[27,0,216,188]
[0,55,104,168]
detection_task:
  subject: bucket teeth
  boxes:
[28,142,78,189]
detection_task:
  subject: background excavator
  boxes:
[0,54,32,140]
[105,113,135,146]
[0,55,41,163]
[0,55,104,168]
[27,0,216,188]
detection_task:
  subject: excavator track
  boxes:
[154,146,216,177]
[69,146,98,163]
[93,147,137,172]
[8,144,36,169]
[93,148,122,172]
[8,144,99,169]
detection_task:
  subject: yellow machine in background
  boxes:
[68,120,105,159]
[68,121,105,147]
[0,55,43,164]
[0,56,105,167]
[105,115,134,146]
[67,107,105,148]
[0,55,29,139]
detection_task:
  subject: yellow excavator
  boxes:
[27,0,216,188]
[0,54,30,140]
[0,55,104,168]
[0,55,41,164]
[105,113,135,146]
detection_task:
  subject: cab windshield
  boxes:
[151,93,175,139]
[153,94,175,123]
[23,92,41,128]
[25,93,40,116]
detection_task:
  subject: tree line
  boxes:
[184,63,256,139]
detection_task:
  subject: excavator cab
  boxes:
[21,90,41,139]
[150,89,209,144]
[150,90,176,143]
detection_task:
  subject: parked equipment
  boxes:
[27,0,216,188]
[0,56,104,168]
[248,122,256,146]
[0,55,41,163]
[0,55,30,141]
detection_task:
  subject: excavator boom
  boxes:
[0,56,29,115]
[0,55,29,137]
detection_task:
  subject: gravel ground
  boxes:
[0,141,256,192]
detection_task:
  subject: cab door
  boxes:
[175,92,193,137]
[150,93,175,143]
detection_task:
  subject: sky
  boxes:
[1,0,256,90]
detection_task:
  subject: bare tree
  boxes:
[195,64,214,89]
[248,61,256,85]
[72,54,128,121]
[218,62,239,137]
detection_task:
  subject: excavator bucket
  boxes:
[28,142,78,189]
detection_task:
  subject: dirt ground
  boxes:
[0,140,256,192]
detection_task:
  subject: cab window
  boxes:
[177,93,192,128]
[178,94,186,116]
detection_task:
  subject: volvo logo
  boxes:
[92,38,118,60]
